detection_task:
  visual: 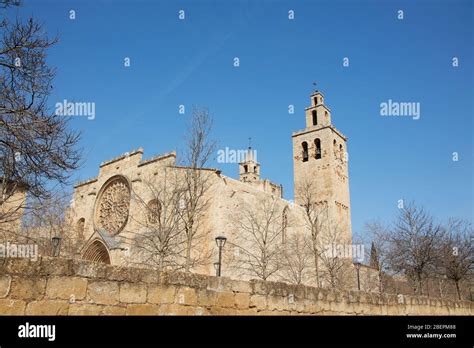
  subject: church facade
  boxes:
[68,90,354,284]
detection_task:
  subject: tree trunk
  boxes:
[378,271,383,294]
[313,248,320,287]
[158,255,164,274]
[419,280,423,295]
[455,280,461,300]
[438,279,444,299]
[185,235,192,272]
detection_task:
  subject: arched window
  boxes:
[76,218,85,238]
[302,142,309,162]
[282,207,289,244]
[333,139,337,158]
[315,138,321,159]
[244,165,248,173]
[253,166,256,173]
[339,144,343,160]
[147,199,161,224]
[314,97,318,105]
[312,110,317,126]
[82,240,111,264]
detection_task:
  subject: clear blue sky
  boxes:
[8,0,473,236]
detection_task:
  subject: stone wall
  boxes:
[0,186,27,237]
[0,257,471,315]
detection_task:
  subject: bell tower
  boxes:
[292,90,352,240]
[239,146,260,183]
[305,91,331,128]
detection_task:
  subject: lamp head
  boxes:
[215,236,227,248]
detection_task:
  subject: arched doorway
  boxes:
[82,240,111,264]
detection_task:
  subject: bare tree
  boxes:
[318,220,352,289]
[230,196,284,281]
[126,169,187,273]
[295,178,328,287]
[279,232,313,285]
[119,107,216,273]
[178,107,216,272]
[387,202,444,296]
[0,0,81,231]
[0,1,20,10]
[438,219,473,300]
[18,192,81,257]
[364,220,391,293]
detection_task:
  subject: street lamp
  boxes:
[51,236,61,257]
[213,262,220,276]
[215,236,227,277]
[354,262,361,291]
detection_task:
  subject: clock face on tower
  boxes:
[95,176,130,235]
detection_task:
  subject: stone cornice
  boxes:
[292,125,347,141]
[99,148,144,168]
[137,151,176,167]
[74,177,98,189]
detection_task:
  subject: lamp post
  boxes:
[213,262,220,277]
[51,236,61,257]
[215,236,227,277]
[354,262,361,291]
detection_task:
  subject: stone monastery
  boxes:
[68,90,352,282]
